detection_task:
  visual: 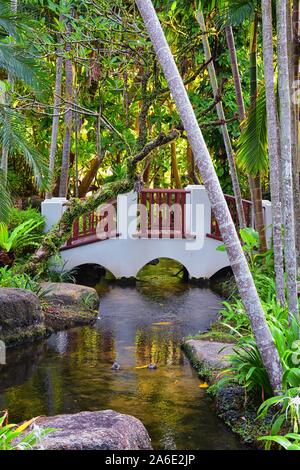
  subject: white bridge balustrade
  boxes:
[41,186,272,280]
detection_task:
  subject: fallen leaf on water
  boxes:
[199,382,209,389]
[152,321,173,326]
[135,365,149,369]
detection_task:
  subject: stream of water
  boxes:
[0,260,245,450]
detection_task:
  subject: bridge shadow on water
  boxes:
[0,259,245,450]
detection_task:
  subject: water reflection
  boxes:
[0,260,244,450]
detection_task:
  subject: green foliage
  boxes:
[0,219,44,254]
[0,411,54,450]
[258,433,300,451]
[0,108,49,191]
[219,337,273,399]
[46,257,76,283]
[8,207,45,234]
[0,265,37,289]
[236,86,269,176]
[257,388,300,450]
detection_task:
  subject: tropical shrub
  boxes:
[0,219,44,265]
[218,337,273,400]
[8,207,45,235]
[0,266,38,290]
[257,388,300,450]
[0,266,50,300]
[0,411,54,450]
[218,314,300,400]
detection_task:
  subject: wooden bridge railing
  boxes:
[62,189,255,249]
[208,194,253,241]
[63,198,117,249]
[137,188,190,239]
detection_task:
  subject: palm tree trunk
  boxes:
[1,0,18,182]
[135,0,283,393]
[261,0,285,306]
[249,16,268,253]
[290,0,300,267]
[276,0,299,321]
[196,9,246,229]
[46,38,63,199]
[59,11,73,198]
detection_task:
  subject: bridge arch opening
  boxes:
[70,263,116,287]
[136,257,189,284]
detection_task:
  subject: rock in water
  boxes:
[0,288,45,346]
[31,410,152,450]
[40,282,99,309]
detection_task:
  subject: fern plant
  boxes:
[0,219,43,265]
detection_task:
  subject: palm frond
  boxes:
[0,43,40,89]
[0,169,11,223]
[236,84,269,176]
[0,107,49,190]
[0,0,19,38]
[213,0,257,27]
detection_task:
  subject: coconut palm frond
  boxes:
[0,169,11,223]
[0,0,19,38]
[236,85,269,176]
[214,0,257,27]
[0,107,49,190]
[0,43,40,89]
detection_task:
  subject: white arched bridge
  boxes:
[42,185,272,280]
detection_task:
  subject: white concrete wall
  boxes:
[41,197,67,232]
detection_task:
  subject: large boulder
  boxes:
[0,288,45,346]
[32,410,152,450]
[184,339,235,369]
[40,282,99,309]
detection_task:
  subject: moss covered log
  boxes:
[22,179,133,276]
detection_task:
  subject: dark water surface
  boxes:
[0,260,245,449]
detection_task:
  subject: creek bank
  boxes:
[0,283,99,347]
[30,410,152,450]
[182,337,271,447]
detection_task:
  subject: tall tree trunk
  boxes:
[249,16,268,253]
[290,0,300,267]
[169,102,182,189]
[1,0,17,181]
[276,0,299,321]
[46,37,63,199]
[59,11,73,198]
[196,9,246,229]
[261,0,285,306]
[225,26,255,205]
[135,0,282,393]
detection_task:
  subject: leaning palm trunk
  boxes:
[261,0,285,307]
[276,0,299,321]
[196,9,245,229]
[135,0,283,393]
